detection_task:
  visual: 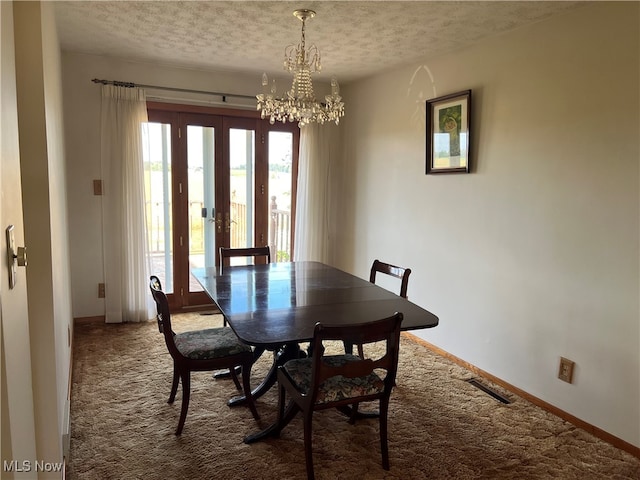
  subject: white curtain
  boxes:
[100,85,153,323]
[293,123,341,262]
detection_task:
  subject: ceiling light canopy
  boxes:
[256,9,344,127]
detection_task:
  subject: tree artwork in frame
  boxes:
[426,90,471,174]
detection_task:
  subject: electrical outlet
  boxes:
[558,357,575,383]
[98,283,105,298]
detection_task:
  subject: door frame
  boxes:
[176,112,224,307]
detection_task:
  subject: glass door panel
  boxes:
[187,125,217,294]
[143,121,174,294]
[227,126,256,266]
[268,131,294,262]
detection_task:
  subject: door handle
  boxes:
[215,212,223,233]
[224,213,237,232]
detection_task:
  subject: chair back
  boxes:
[150,275,163,291]
[219,246,271,271]
[149,278,181,359]
[149,275,164,332]
[310,313,403,401]
[370,259,411,298]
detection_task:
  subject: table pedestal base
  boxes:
[244,400,300,444]
[228,343,302,407]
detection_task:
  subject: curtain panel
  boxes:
[100,85,153,322]
[294,123,341,263]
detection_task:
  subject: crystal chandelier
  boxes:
[256,9,344,127]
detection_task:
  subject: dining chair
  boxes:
[219,246,271,271]
[149,277,260,435]
[150,275,164,332]
[370,259,411,299]
[275,313,403,480]
[219,246,272,327]
[345,259,411,357]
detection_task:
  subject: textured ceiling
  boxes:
[54,1,586,84]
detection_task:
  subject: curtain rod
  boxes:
[91,78,256,102]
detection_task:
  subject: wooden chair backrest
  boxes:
[369,259,411,299]
[149,277,181,359]
[310,313,403,397]
[149,275,164,333]
[219,246,271,271]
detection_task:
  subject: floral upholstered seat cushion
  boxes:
[283,354,385,404]
[174,327,251,360]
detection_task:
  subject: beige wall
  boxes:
[40,2,73,451]
[337,2,639,447]
[40,1,73,464]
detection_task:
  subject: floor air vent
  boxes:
[466,378,512,404]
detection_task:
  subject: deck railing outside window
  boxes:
[146,197,291,262]
[270,196,291,262]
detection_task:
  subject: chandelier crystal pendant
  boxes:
[256,9,345,127]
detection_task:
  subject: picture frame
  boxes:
[426,89,471,174]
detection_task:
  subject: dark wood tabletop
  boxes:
[192,261,439,347]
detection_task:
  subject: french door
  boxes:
[143,103,299,310]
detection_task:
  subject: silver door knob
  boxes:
[15,246,27,267]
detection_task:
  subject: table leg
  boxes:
[227,343,301,407]
[215,344,267,380]
[244,399,299,444]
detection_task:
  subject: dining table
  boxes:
[191,260,439,442]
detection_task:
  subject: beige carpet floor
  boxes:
[68,313,639,479]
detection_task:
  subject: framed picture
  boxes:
[426,90,471,174]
